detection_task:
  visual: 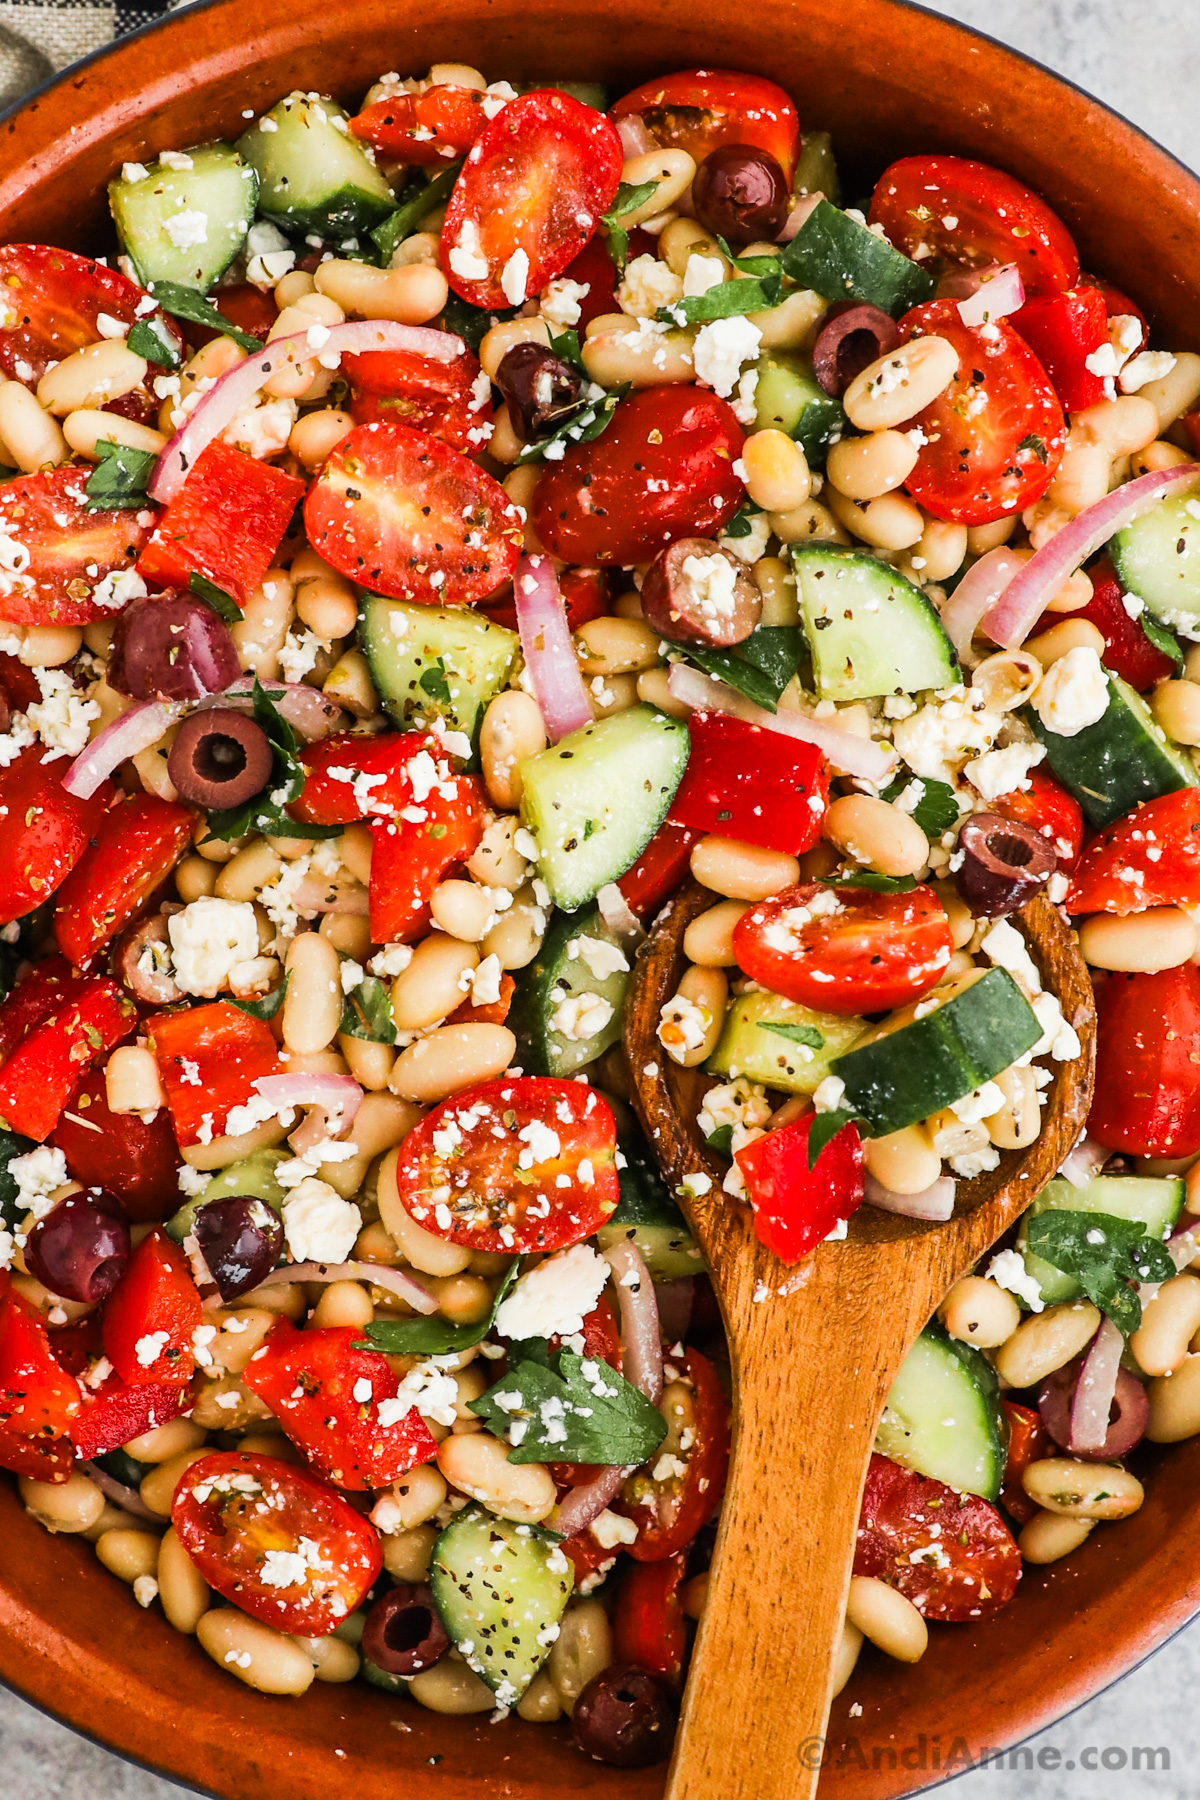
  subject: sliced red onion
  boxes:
[61,699,185,798]
[513,554,593,744]
[252,1074,362,1135]
[937,262,1002,302]
[654,1277,694,1343]
[984,463,1200,649]
[616,114,655,157]
[1069,1316,1125,1454]
[150,321,465,505]
[778,192,823,241]
[938,546,1029,663]
[864,1171,956,1221]
[83,1461,163,1523]
[196,678,345,743]
[553,1462,631,1540]
[602,1237,663,1406]
[666,663,897,783]
[255,1259,438,1314]
[1039,1343,1149,1460]
[1058,1131,1109,1189]
[956,263,1025,327]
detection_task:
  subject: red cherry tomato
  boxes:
[732,882,954,1016]
[611,69,801,185]
[147,1002,281,1147]
[617,818,701,920]
[53,794,195,968]
[1078,273,1147,346]
[0,1287,80,1438]
[393,1075,619,1253]
[289,729,434,828]
[1071,555,1179,692]
[69,1372,190,1461]
[0,748,115,923]
[992,766,1084,869]
[51,1068,183,1223]
[999,1401,1051,1526]
[368,771,485,943]
[734,1112,863,1265]
[481,563,611,634]
[1066,789,1200,916]
[561,1526,620,1592]
[558,233,621,330]
[613,1553,688,1687]
[243,1321,439,1491]
[897,301,1066,525]
[137,442,305,607]
[869,156,1078,298]
[0,467,152,625]
[440,91,623,311]
[172,1450,383,1635]
[345,343,493,454]
[619,1346,729,1561]
[101,1228,202,1387]
[304,421,523,606]
[0,956,73,1063]
[533,386,745,566]
[854,1452,1021,1621]
[1089,965,1200,1158]
[349,85,488,164]
[0,244,181,384]
[0,973,136,1140]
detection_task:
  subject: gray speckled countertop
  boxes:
[2,2,1199,1794]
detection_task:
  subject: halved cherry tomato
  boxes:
[304,421,522,606]
[992,766,1084,869]
[0,1287,80,1437]
[101,1228,202,1387]
[137,442,305,607]
[869,156,1078,298]
[612,69,800,185]
[440,91,623,311]
[53,794,195,968]
[533,386,745,566]
[558,233,622,330]
[732,882,953,1016]
[289,729,433,828]
[617,819,701,920]
[393,1075,619,1253]
[481,564,611,634]
[0,244,181,384]
[172,1450,383,1635]
[854,1453,1021,1620]
[0,748,115,924]
[182,281,277,349]
[1011,286,1108,413]
[668,711,828,855]
[0,974,136,1140]
[613,1553,687,1686]
[243,1320,439,1490]
[147,1002,281,1147]
[734,1112,863,1265]
[619,1347,729,1561]
[69,1371,190,1460]
[350,85,488,164]
[999,1401,1051,1526]
[0,651,40,713]
[0,467,152,625]
[51,1067,183,1223]
[368,771,485,943]
[1070,555,1179,692]
[897,301,1067,525]
[1066,789,1200,916]
[346,343,493,453]
[1089,965,1200,1157]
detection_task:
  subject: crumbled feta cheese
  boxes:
[282,1177,361,1264]
[616,253,683,319]
[697,1078,772,1140]
[540,277,589,331]
[719,508,771,564]
[494,1243,610,1343]
[551,990,614,1042]
[589,1508,639,1549]
[1119,350,1176,393]
[986,1246,1044,1312]
[10,1145,68,1222]
[1032,646,1110,737]
[277,625,324,683]
[221,395,297,461]
[892,687,1004,785]
[980,917,1043,997]
[657,993,709,1062]
[381,1359,460,1428]
[168,897,260,998]
[949,1144,1001,1179]
[134,1330,169,1367]
[448,218,488,282]
[568,935,629,981]
[949,1080,1005,1125]
[162,209,208,250]
[682,252,726,298]
[469,953,503,1007]
[27,667,99,761]
[679,551,739,627]
[963,740,1046,802]
[813,1076,846,1113]
[692,314,763,398]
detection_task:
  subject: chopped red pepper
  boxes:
[1012,285,1108,413]
[0,1421,75,1481]
[668,711,828,855]
[0,974,137,1140]
[53,793,195,968]
[445,970,515,1028]
[148,1001,281,1147]
[101,1228,202,1387]
[0,954,74,1062]
[52,1066,183,1222]
[616,818,700,920]
[369,772,485,943]
[733,1111,864,1265]
[136,441,305,606]
[612,1553,688,1687]
[0,1287,80,1437]
[289,729,433,828]
[0,745,116,925]
[1071,556,1179,692]
[70,1371,191,1460]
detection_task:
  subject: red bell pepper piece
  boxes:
[733,1111,864,1265]
[51,1066,183,1222]
[53,793,195,967]
[369,771,485,943]
[289,729,433,828]
[0,1421,75,1481]
[612,1553,688,1687]
[348,85,489,163]
[1070,556,1179,692]
[1078,273,1147,346]
[616,818,700,920]
[0,745,115,924]
[137,441,305,606]
[0,1287,80,1437]
[993,766,1085,869]
[1089,964,1200,1158]
[1012,285,1108,413]
[999,1401,1051,1526]
[0,974,137,1140]
[0,955,73,1062]
[482,565,611,634]
[101,1228,202,1387]
[668,711,828,855]
[618,1346,729,1561]
[445,970,515,1028]
[69,1371,191,1460]
[242,1320,440,1490]
[1066,788,1200,916]
[147,1001,281,1147]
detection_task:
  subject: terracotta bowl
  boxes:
[3,2,1200,1795]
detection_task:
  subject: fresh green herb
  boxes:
[471,1347,668,1466]
[714,236,783,278]
[546,327,585,375]
[188,570,244,624]
[819,870,918,894]
[339,975,398,1045]
[1138,609,1186,671]
[205,679,317,843]
[371,161,462,262]
[806,1108,864,1170]
[1017,433,1049,463]
[681,624,806,713]
[514,385,628,467]
[880,772,961,838]
[227,973,289,1021]
[83,440,157,511]
[147,278,265,352]
[780,198,935,317]
[1025,1211,1175,1334]
[600,180,658,270]
[127,314,182,368]
[361,1262,519,1358]
[418,659,454,706]
[760,1021,825,1050]
[442,291,516,355]
[722,500,765,540]
[657,269,783,326]
[705,1124,734,1157]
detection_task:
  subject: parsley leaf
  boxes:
[418,659,454,705]
[360,1261,519,1359]
[188,570,244,624]
[1017,433,1049,463]
[655,270,782,326]
[442,291,516,355]
[146,279,265,352]
[760,1021,825,1050]
[681,624,806,714]
[204,679,316,843]
[83,440,157,511]
[514,384,628,466]
[371,160,463,263]
[722,500,765,539]
[227,973,289,1021]
[780,198,935,317]
[547,327,586,376]
[1025,1210,1175,1334]
[1138,609,1185,671]
[471,1347,668,1466]
[819,870,918,894]
[806,1109,864,1170]
[339,975,397,1045]
[600,180,658,269]
[127,314,182,368]
[706,1124,734,1156]
[880,772,961,838]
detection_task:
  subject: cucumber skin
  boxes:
[1027,672,1198,829]
[791,545,957,701]
[876,1323,1008,1502]
[708,991,867,1095]
[430,1507,572,1702]
[358,595,519,741]
[752,352,845,468]
[508,906,629,1077]
[1111,493,1200,623]
[1017,1173,1184,1304]
[237,93,394,238]
[596,1134,703,1277]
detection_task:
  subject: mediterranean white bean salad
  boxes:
[3,56,1200,1768]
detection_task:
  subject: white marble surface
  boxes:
[2,2,1199,1795]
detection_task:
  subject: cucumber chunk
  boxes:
[430,1507,572,1703]
[752,351,845,468]
[358,595,519,741]
[509,905,631,1076]
[237,94,395,240]
[791,545,957,700]
[708,990,867,1094]
[1016,1174,1184,1305]
[360,1658,407,1694]
[1110,490,1200,628]
[596,1131,704,1278]
[1027,670,1198,829]
[876,1324,1008,1501]
[109,144,258,292]
[164,1147,286,1243]
[520,705,689,910]
[831,969,1041,1139]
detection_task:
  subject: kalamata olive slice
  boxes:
[24,1190,130,1304]
[362,1584,449,1676]
[1038,1357,1150,1461]
[811,301,903,396]
[108,591,241,703]
[572,1663,677,1767]
[692,144,789,246]
[115,913,182,1005]
[955,812,1057,916]
[640,537,762,648]
[494,343,587,441]
[167,709,274,811]
[192,1196,283,1302]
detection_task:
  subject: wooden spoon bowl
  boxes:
[626,881,1096,1800]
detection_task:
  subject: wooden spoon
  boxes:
[624,882,1095,1800]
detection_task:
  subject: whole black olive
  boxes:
[572,1664,677,1767]
[495,342,587,441]
[692,144,789,246]
[193,1196,283,1301]
[812,300,903,396]
[24,1190,130,1304]
[108,592,241,702]
[956,812,1057,916]
[362,1584,449,1676]
[167,709,274,811]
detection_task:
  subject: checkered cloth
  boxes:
[0,0,183,109]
